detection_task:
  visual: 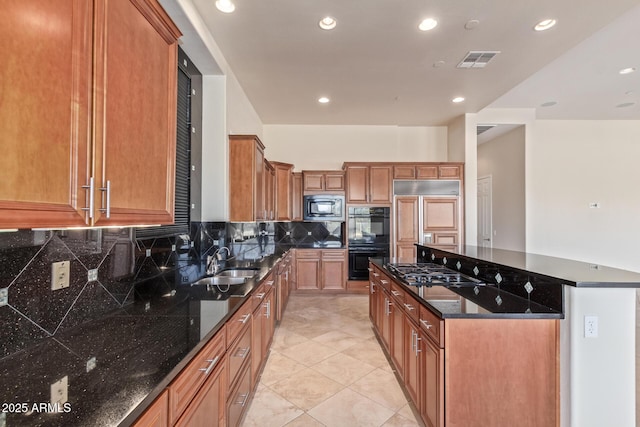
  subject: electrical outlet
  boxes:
[584,315,598,338]
[86,357,97,372]
[0,288,7,307]
[88,269,98,282]
[50,376,68,405]
[51,261,70,291]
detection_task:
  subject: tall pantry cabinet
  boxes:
[0,0,182,229]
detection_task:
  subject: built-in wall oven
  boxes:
[347,207,391,280]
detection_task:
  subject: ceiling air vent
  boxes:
[477,125,496,135]
[457,51,500,69]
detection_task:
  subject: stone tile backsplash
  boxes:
[0,220,343,360]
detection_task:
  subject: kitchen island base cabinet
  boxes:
[369,263,559,427]
[132,390,169,427]
[174,363,226,427]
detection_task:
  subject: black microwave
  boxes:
[303,195,345,221]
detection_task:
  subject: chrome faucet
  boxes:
[207,246,232,275]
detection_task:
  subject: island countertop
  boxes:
[416,244,640,288]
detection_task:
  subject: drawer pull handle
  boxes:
[239,314,251,324]
[235,393,250,407]
[367,268,373,272]
[404,303,415,311]
[391,290,401,297]
[198,355,220,376]
[234,347,250,358]
[255,292,265,299]
[373,272,380,277]
[266,280,275,286]
[381,280,389,284]
[420,319,433,329]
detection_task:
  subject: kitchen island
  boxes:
[416,244,640,427]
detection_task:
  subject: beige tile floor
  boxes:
[242,294,421,427]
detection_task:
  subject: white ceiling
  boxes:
[171,0,640,126]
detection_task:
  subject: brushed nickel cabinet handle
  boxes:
[198,355,220,375]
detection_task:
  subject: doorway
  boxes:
[477,176,492,248]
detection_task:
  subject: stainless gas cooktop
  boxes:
[385,262,485,287]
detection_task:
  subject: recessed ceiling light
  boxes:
[534,19,556,31]
[319,17,337,30]
[418,18,438,31]
[616,102,635,108]
[215,0,235,13]
[464,19,480,30]
[619,67,636,75]
[318,97,330,104]
[541,101,557,107]
[433,60,445,68]
[452,97,465,103]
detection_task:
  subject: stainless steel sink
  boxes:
[216,268,259,278]
[192,276,247,286]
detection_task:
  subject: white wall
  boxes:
[161,0,264,221]
[477,126,526,251]
[263,125,448,170]
[529,120,640,272]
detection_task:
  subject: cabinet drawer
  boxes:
[251,283,267,311]
[390,282,406,304]
[295,249,321,259]
[402,294,420,323]
[228,322,251,392]
[227,364,252,427]
[419,305,444,347]
[321,249,346,259]
[168,328,226,425]
[227,302,252,348]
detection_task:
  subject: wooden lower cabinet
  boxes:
[174,363,226,427]
[226,364,252,427]
[294,249,347,292]
[369,262,559,427]
[133,391,169,427]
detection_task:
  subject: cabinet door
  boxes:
[255,145,265,220]
[369,166,392,204]
[174,363,226,427]
[421,335,444,427]
[345,166,368,203]
[291,172,303,220]
[396,244,417,262]
[295,258,321,290]
[395,196,419,243]
[380,292,392,351]
[0,0,93,228]
[226,365,251,427]
[391,298,405,378]
[393,166,416,179]
[404,319,420,407]
[274,163,292,221]
[133,390,168,427]
[251,296,264,387]
[261,290,276,356]
[93,0,180,226]
[303,172,324,192]
[324,173,345,191]
[423,198,458,231]
[416,166,438,179]
[438,165,461,179]
[321,252,346,290]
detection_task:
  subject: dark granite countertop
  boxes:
[0,254,284,427]
[417,244,640,288]
[372,258,563,319]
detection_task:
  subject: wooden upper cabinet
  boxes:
[393,164,460,180]
[0,0,181,228]
[395,196,419,243]
[302,170,345,193]
[423,198,458,231]
[291,172,303,220]
[94,0,181,226]
[229,135,266,222]
[344,164,392,204]
[264,159,274,220]
[272,161,294,221]
[0,0,93,228]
